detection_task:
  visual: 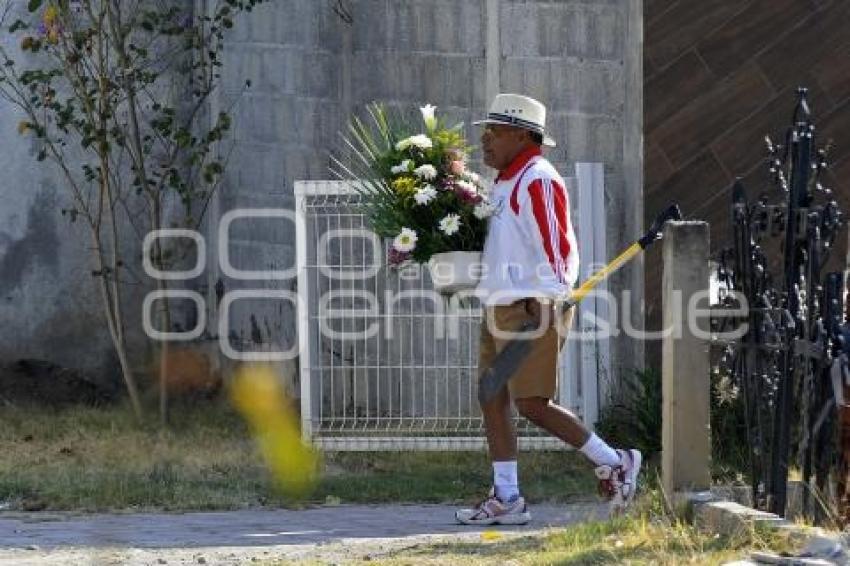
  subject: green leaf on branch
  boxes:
[174,129,192,148]
[203,161,223,183]
[9,20,29,33]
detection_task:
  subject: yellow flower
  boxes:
[391,176,418,195]
[43,5,59,26]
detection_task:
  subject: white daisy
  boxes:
[413,164,437,181]
[396,134,433,151]
[392,227,418,253]
[420,104,437,131]
[439,214,461,236]
[413,185,437,205]
[390,159,412,175]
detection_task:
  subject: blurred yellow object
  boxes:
[481,530,503,542]
[43,5,59,26]
[230,364,317,498]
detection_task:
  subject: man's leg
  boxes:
[513,396,590,448]
[481,383,517,461]
[515,396,642,512]
[456,304,531,525]
[455,381,531,525]
[481,382,520,503]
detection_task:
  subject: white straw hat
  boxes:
[473,93,556,147]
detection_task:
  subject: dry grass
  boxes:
[0,404,801,563]
[0,401,595,511]
[338,491,798,565]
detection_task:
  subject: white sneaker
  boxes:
[594,448,642,514]
[455,487,531,526]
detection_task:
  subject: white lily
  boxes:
[420,104,437,132]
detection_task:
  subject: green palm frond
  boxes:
[333,102,489,261]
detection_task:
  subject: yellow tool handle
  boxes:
[553,204,681,310]
[562,242,642,307]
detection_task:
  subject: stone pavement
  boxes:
[0,502,608,565]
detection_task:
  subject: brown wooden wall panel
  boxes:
[645,51,714,133]
[646,142,673,190]
[831,158,850,232]
[711,82,828,179]
[644,0,671,25]
[820,98,850,165]
[645,151,730,221]
[833,158,850,193]
[645,0,751,70]
[653,63,774,168]
[696,0,814,79]
[756,3,850,92]
[736,158,779,199]
[643,0,850,368]
[811,39,850,107]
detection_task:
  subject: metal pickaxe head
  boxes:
[638,203,683,249]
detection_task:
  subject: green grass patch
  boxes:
[0,402,595,511]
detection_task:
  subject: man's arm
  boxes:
[520,176,575,285]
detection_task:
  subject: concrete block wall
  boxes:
[0,11,146,383]
[208,0,642,393]
[0,1,642,397]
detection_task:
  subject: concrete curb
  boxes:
[675,491,849,565]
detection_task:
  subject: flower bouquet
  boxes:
[333,103,496,293]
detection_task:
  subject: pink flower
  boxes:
[449,160,466,175]
[388,247,412,266]
[448,179,482,205]
[453,185,481,205]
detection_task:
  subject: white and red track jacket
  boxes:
[475,146,579,306]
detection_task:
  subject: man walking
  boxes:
[456,94,641,526]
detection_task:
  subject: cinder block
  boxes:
[222,239,296,275]
[549,61,624,115]
[383,0,481,54]
[694,500,787,537]
[221,45,264,94]
[352,0,389,51]
[259,47,301,95]
[555,113,623,165]
[501,2,624,60]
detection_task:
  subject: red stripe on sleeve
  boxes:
[528,179,558,273]
[550,179,572,259]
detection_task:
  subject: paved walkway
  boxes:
[0,502,608,565]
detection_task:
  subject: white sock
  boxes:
[580,433,620,467]
[493,460,519,502]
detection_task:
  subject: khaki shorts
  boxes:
[478,298,575,400]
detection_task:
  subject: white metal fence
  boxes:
[295,166,608,450]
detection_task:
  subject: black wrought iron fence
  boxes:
[714,88,848,521]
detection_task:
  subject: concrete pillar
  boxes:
[662,221,711,496]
